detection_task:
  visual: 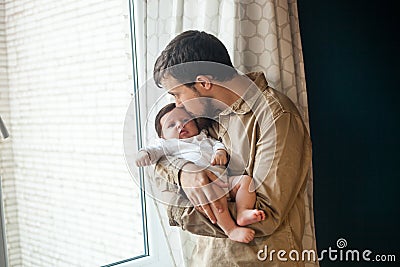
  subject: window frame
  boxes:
[0,177,8,267]
[0,118,10,267]
[106,199,173,267]
[104,1,174,266]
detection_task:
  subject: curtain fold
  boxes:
[137,1,317,266]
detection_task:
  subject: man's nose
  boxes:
[175,98,184,108]
[176,121,184,129]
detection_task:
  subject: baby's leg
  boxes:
[210,195,255,243]
[230,175,266,226]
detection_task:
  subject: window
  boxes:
[114,1,174,266]
[0,0,174,266]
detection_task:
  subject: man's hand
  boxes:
[136,150,151,167]
[180,163,228,224]
[211,149,228,166]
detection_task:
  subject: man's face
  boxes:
[162,76,211,117]
[160,108,199,139]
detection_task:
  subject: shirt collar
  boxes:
[219,72,269,116]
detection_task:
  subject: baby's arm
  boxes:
[135,142,168,167]
[211,140,228,166]
[135,150,152,166]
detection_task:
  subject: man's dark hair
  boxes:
[153,30,237,88]
[155,103,176,137]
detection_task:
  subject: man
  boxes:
[152,30,313,266]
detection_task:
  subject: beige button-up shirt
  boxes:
[154,72,313,266]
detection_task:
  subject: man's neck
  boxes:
[212,75,252,108]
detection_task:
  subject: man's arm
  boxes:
[248,111,312,236]
[154,158,228,226]
[161,111,312,238]
[154,156,190,189]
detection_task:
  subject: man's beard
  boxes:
[202,97,220,119]
[192,98,220,130]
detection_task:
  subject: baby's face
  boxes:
[160,108,199,139]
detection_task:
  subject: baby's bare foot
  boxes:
[237,209,266,226]
[227,227,255,243]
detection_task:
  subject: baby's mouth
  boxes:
[179,129,188,137]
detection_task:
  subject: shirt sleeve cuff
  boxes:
[167,158,192,186]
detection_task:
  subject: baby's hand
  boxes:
[211,149,228,166]
[136,150,151,167]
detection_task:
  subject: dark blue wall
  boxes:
[298,0,400,266]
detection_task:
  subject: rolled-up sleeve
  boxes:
[154,152,228,235]
[155,157,191,187]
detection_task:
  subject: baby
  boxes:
[136,103,265,243]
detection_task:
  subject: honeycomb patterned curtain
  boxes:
[136,1,318,266]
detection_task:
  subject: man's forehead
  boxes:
[161,75,184,90]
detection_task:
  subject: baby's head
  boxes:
[155,103,199,139]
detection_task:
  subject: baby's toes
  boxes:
[260,210,266,220]
[255,210,265,221]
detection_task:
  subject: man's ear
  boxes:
[195,75,213,90]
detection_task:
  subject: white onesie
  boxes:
[140,130,227,178]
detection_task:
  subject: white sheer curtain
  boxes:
[134,1,317,266]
